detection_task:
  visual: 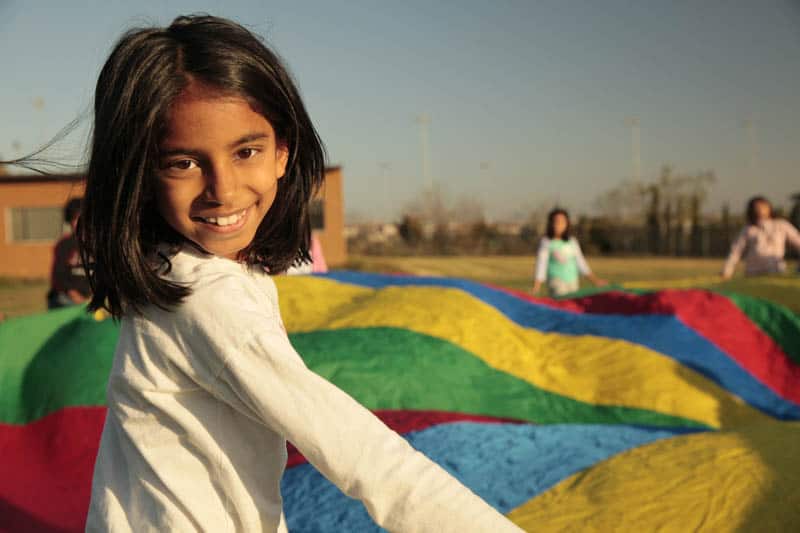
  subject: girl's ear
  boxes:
[276,143,289,179]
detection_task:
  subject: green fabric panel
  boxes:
[720,291,800,365]
[0,308,117,425]
[0,308,704,429]
[289,327,707,429]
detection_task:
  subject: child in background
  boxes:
[532,208,606,296]
[47,197,91,309]
[71,15,520,532]
[722,195,800,279]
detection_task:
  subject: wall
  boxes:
[315,167,347,266]
[0,177,84,278]
[0,167,346,278]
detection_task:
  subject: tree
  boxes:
[592,165,715,255]
[790,193,800,230]
[397,215,423,247]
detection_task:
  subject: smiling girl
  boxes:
[69,15,522,532]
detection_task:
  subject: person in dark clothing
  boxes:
[47,197,91,309]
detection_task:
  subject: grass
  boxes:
[344,255,800,314]
[0,278,49,319]
[344,255,733,289]
[2,256,798,318]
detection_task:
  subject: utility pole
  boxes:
[624,116,641,184]
[742,117,759,180]
[378,161,391,223]
[415,113,432,190]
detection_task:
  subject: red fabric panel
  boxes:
[0,406,105,533]
[287,409,524,468]
[496,286,800,404]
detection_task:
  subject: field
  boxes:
[5,261,800,530]
[345,255,800,314]
[2,256,798,319]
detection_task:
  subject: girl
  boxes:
[722,196,800,279]
[532,208,606,296]
[47,197,91,309]
[73,15,521,532]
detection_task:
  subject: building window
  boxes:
[8,207,64,242]
[310,199,325,230]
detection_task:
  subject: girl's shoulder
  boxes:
[773,217,798,231]
[156,246,278,322]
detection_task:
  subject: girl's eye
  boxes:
[168,159,197,171]
[236,147,259,160]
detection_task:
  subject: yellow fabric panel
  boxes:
[507,421,800,532]
[274,277,769,429]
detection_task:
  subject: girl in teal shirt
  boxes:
[532,208,606,296]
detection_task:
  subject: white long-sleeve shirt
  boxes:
[86,246,522,532]
[722,218,800,277]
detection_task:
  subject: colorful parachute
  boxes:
[1,272,799,531]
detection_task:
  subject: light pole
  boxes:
[624,116,641,184]
[378,161,391,222]
[742,117,759,181]
[415,113,432,190]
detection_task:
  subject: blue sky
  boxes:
[1,0,798,221]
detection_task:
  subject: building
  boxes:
[0,173,85,278]
[0,167,345,278]
[311,166,346,267]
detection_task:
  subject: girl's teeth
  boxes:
[204,210,244,226]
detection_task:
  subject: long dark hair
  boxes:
[76,15,326,318]
[745,195,772,226]
[545,208,571,241]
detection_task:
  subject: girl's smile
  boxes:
[192,205,250,232]
[156,82,289,259]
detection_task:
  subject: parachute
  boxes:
[1,272,799,531]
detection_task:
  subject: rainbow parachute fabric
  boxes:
[1,271,800,531]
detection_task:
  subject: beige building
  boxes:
[0,167,345,278]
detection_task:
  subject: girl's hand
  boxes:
[67,289,88,303]
[590,275,608,287]
[531,281,542,295]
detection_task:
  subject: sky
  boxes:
[1,0,799,222]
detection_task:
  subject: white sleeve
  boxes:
[535,238,549,282]
[723,227,748,278]
[572,238,592,276]
[782,219,800,253]
[180,278,522,533]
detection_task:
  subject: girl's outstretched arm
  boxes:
[783,219,800,254]
[722,228,748,279]
[178,275,524,533]
[532,238,549,294]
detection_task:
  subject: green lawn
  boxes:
[2,256,798,318]
[345,255,800,314]
[0,278,49,319]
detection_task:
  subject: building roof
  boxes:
[0,173,85,184]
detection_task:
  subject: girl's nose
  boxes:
[203,162,238,204]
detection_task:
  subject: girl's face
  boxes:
[156,83,289,259]
[552,213,568,238]
[754,200,771,223]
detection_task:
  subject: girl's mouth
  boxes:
[192,206,249,232]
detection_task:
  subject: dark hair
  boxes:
[745,196,772,226]
[64,197,82,223]
[546,208,571,240]
[77,15,326,318]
